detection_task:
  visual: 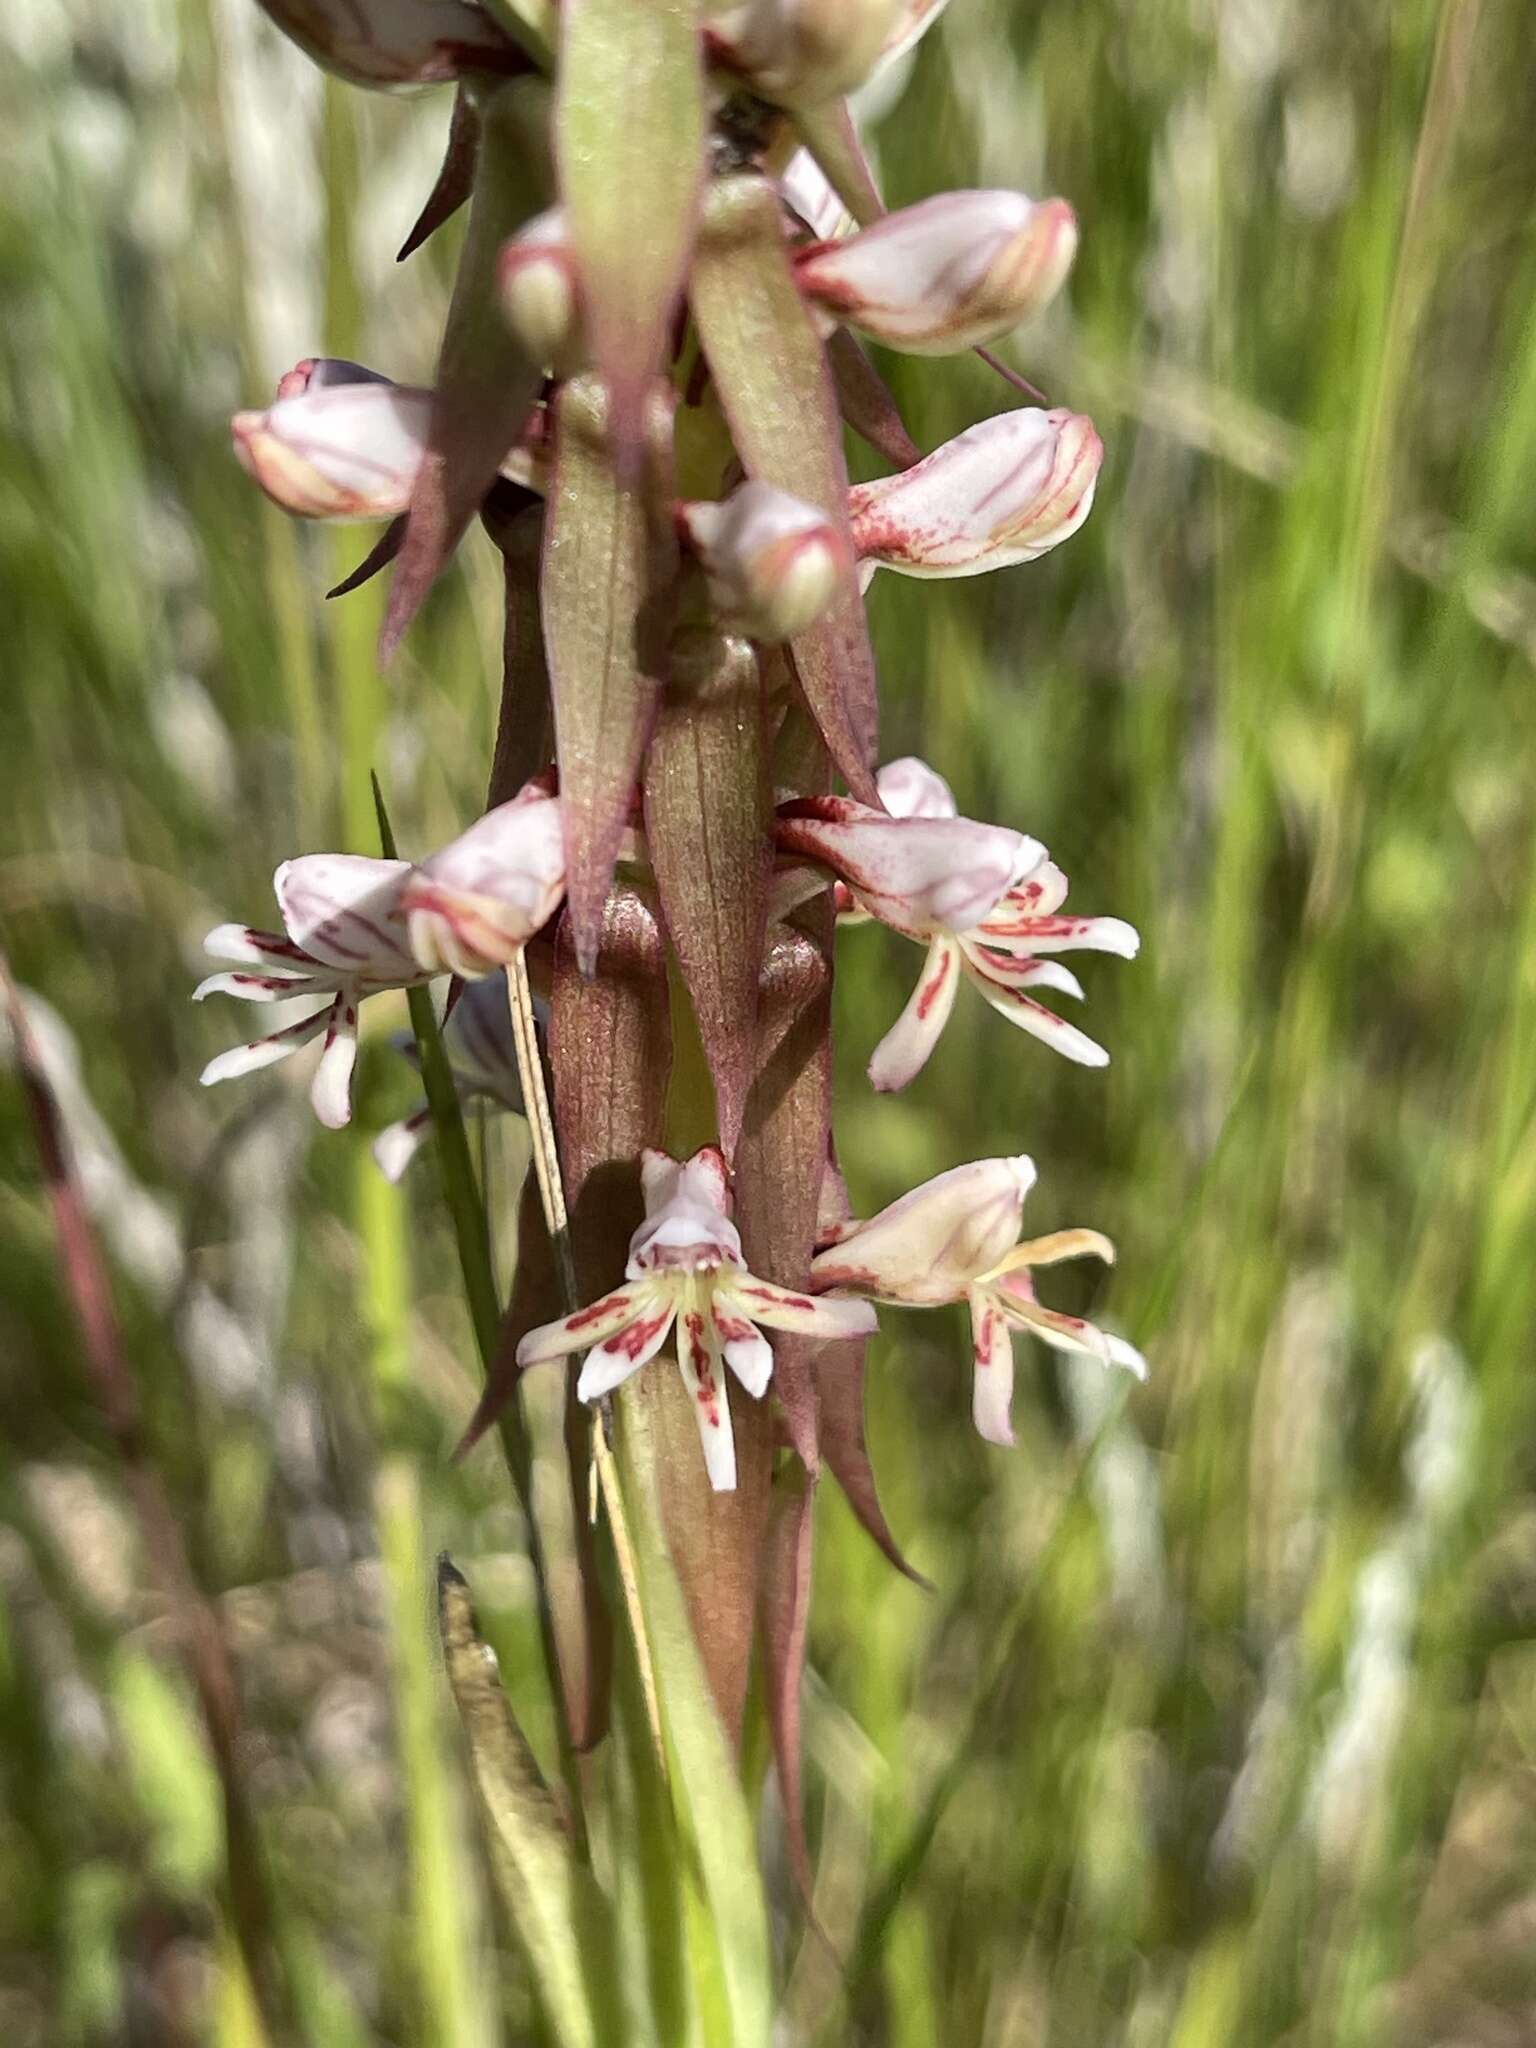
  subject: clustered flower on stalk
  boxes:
[209,0,1145,1824]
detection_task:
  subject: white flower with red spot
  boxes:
[196,853,426,1129]
[776,760,1138,1089]
[811,1155,1145,1446]
[849,406,1102,580]
[196,784,565,1129]
[795,189,1078,357]
[516,1148,877,1491]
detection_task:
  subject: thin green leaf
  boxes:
[557,0,705,453]
[689,174,879,798]
[437,1563,627,2048]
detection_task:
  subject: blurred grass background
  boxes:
[4,0,1536,2040]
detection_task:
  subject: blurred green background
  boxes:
[5,0,1536,2040]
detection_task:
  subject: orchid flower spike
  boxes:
[849,406,1102,579]
[705,0,913,106]
[678,481,849,642]
[196,854,429,1130]
[795,191,1078,356]
[777,770,1139,1088]
[811,1155,1145,1446]
[373,970,528,1182]
[516,1147,877,1490]
[399,783,567,978]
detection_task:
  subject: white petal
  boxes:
[577,1302,678,1401]
[868,937,961,1091]
[714,1275,877,1340]
[969,1286,1016,1447]
[1106,1334,1148,1381]
[198,1005,331,1087]
[201,923,310,967]
[874,756,957,819]
[276,854,417,980]
[193,969,317,1003]
[712,1305,775,1398]
[674,1299,737,1491]
[308,1000,358,1129]
[963,961,1110,1067]
[518,1280,656,1369]
[372,1106,432,1183]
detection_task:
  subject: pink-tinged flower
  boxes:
[849,406,1102,579]
[399,785,567,979]
[197,782,564,1129]
[232,366,433,521]
[499,207,584,375]
[811,1155,1145,1446]
[678,481,849,642]
[232,360,546,522]
[705,0,910,105]
[516,1147,877,1490]
[196,854,427,1130]
[255,0,522,88]
[373,970,528,1182]
[795,190,1077,356]
[777,782,1138,1087]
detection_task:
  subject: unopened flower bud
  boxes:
[796,191,1078,355]
[255,0,520,88]
[499,208,584,374]
[706,0,909,105]
[232,370,433,521]
[850,406,1102,578]
[679,481,848,642]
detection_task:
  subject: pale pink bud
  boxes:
[706,0,909,105]
[499,208,584,375]
[401,785,567,979]
[678,481,848,642]
[231,369,432,521]
[850,406,1102,578]
[254,0,520,88]
[796,191,1078,355]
